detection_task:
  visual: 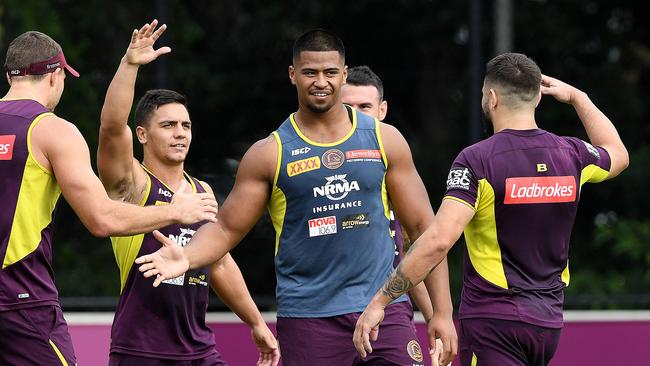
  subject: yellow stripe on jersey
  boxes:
[580,164,609,186]
[471,352,478,366]
[268,186,287,256]
[375,119,388,169]
[3,114,60,269]
[381,173,390,220]
[48,339,69,366]
[464,179,509,289]
[272,132,282,186]
[289,108,358,147]
[561,260,570,286]
[111,174,151,292]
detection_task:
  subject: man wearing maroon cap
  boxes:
[0,31,218,365]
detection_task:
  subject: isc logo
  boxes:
[0,135,16,160]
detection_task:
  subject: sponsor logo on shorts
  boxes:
[308,215,337,237]
[322,149,345,169]
[341,212,370,230]
[406,339,424,363]
[287,156,321,177]
[188,274,208,287]
[0,135,16,160]
[345,149,382,163]
[291,146,311,156]
[446,167,472,190]
[313,174,360,201]
[17,293,29,299]
[505,176,577,204]
[583,140,601,159]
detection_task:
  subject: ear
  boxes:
[342,65,348,84]
[49,68,63,87]
[489,88,498,110]
[135,126,147,144]
[5,73,11,86]
[378,100,388,121]
[288,65,296,85]
[535,89,542,108]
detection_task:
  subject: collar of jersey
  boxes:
[289,105,357,147]
[140,163,196,194]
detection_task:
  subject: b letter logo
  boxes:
[0,135,16,160]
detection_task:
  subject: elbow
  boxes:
[86,217,113,238]
[419,231,452,262]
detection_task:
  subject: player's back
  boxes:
[0,99,61,310]
[445,128,611,328]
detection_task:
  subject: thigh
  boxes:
[362,301,428,366]
[0,306,76,366]
[277,316,359,366]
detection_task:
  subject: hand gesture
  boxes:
[170,184,219,225]
[135,230,190,287]
[429,338,445,366]
[125,19,171,66]
[352,304,385,358]
[540,74,583,105]
[427,313,458,366]
[251,324,280,366]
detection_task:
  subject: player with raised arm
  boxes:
[0,31,217,366]
[353,53,629,366]
[136,29,457,365]
[99,20,278,366]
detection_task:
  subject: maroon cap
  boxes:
[6,51,79,78]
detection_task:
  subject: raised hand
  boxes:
[135,230,190,287]
[251,324,280,366]
[125,19,171,66]
[170,188,219,225]
[352,304,385,358]
[540,74,582,105]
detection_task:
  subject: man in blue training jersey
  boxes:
[354,53,628,366]
[98,20,278,366]
[136,29,458,366]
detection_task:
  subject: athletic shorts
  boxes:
[459,318,561,366]
[0,305,76,366]
[277,300,428,366]
[109,352,227,366]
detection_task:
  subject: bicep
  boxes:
[430,198,475,245]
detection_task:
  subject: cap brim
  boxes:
[64,64,80,78]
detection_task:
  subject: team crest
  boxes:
[322,149,345,169]
[406,339,424,363]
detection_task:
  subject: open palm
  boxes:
[135,230,190,287]
[125,19,171,66]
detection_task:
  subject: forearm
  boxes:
[96,200,178,236]
[100,58,139,130]
[409,282,434,322]
[210,255,265,328]
[424,257,453,316]
[572,92,624,149]
[185,223,238,270]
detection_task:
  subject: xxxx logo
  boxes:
[287,156,321,177]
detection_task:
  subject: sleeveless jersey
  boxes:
[110,167,215,360]
[0,99,60,311]
[444,128,611,328]
[269,106,407,318]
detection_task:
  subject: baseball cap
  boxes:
[6,51,79,78]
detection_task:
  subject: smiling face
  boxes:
[289,50,347,114]
[136,102,192,164]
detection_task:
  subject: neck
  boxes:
[3,83,50,109]
[294,103,351,143]
[142,156,188,192]
[491,110,538,133]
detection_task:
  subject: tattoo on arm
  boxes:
[381,266,413,300]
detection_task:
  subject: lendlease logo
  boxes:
[313,174,360,201]
[0,135,16,160]
[505,176,577,204]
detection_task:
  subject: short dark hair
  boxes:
[485,53,541,106]
[346,65,384,100]
[4,31,62,81]
[134,89,188,127]
[292,29,345,64]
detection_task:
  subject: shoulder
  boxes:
[197,179,215,195]
[238,133,279,182]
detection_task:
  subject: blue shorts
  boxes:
[0,305,76,366]
[277,300,428,366]
[460,318,561,366]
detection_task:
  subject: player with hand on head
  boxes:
[353,53,628,366]
[0,30,217,366]
[99,20,278,366]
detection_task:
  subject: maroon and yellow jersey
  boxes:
[444,129,611,328]
[110,167,216,360]
[0,99,60,311]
